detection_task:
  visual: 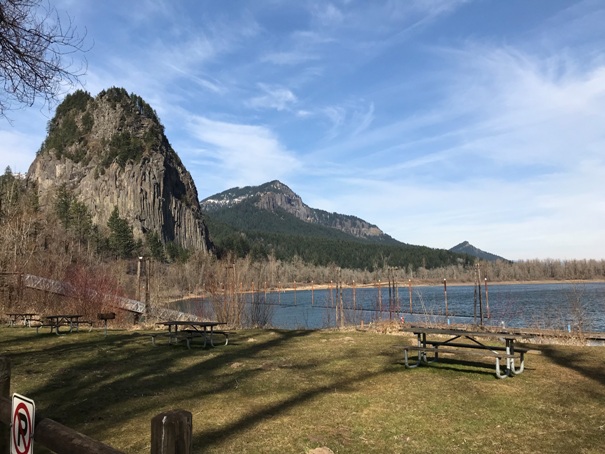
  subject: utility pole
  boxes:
[145,257,151,311]
[485,277,490,319]
[444,278,448,317]
[476,264,483,326]
[137,256,143,302]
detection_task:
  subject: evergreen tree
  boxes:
[54,184,73,228]
[166,241,190,263]
[69,200,93,242]
[107,206,136,258]
[146,231,165,261]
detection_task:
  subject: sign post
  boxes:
[10,393,35,454]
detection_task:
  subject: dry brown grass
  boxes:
[1,326,604,453]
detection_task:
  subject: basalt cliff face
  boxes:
[28,88,212,252]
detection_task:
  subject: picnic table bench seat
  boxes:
[35,322,57,334]
[35,319,93,334]
[76,320,94,331]
[425,340,529,354]
[6,313,40,327]
[403,345,525,379]
[183,330,231,348]
[150,329,232,349]
[150,332,180,345]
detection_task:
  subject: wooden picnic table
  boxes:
[36,314,92,335]
[400,326,529,379]
[6,312,39,327]
[152,321,229,349]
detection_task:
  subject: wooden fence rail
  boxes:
[0,358,192,454]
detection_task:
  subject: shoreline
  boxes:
[171,279,605,301]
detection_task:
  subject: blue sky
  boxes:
[1,0,604,261]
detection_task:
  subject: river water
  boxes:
[175,282,605,332]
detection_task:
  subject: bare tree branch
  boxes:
[0,0,88,120]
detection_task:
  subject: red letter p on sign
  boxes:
[11,393,35,454]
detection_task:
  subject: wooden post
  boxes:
[388,269,393,320]
[477,265,483,325]
[137,257,142,302]
[0,357,10,454]
[338,269,344,328]
[443,279,448,317]
[377,280,382,317]
[151,410,192,454]
[408,279,412,314]
[484,278,490,319]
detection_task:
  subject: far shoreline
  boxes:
[171,279,605,302]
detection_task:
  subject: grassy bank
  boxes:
[1,326,604,453]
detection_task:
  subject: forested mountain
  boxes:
[450,241,508,262]
[202,180,398,243]
[201,181,473,271]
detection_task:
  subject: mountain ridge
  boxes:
[201,180,474,271]
[202,180,397,243]
[449,241,508,262]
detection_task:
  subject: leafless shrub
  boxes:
[245,292,274,328]
[61,264,129,325]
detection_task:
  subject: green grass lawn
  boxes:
[1,326,604,453]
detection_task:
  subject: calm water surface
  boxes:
[176,282,605,332]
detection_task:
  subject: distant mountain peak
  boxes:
[201,180,393,241]
[450,241,508,262]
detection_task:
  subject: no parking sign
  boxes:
[11,393,35,454]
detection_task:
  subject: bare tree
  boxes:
[0,0,88,120]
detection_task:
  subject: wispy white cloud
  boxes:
[437,45,605,174]
[310,3,345,25]
[3,0,604,259]
[261,51,319,66]
[247,84,298,111]
[296,23,605,259]
[186,116,301,190]
[316,100,377,141]
[350,102,375,137]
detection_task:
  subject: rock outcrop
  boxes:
[28,88,212,252]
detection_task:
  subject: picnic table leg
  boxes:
[416,334,426,363]
[209,331,229,347]
[494,357,510,379]
[509,350,525,375]
[503,339,525,375]
[505,340,512,372]
[403,348,421,368]
[418,333,436,364]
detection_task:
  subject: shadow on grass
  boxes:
[1,327,401,452]
[3,329,321,425]
[395,356,505,378]
[536,344,605,387]
[191,352,400,450]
